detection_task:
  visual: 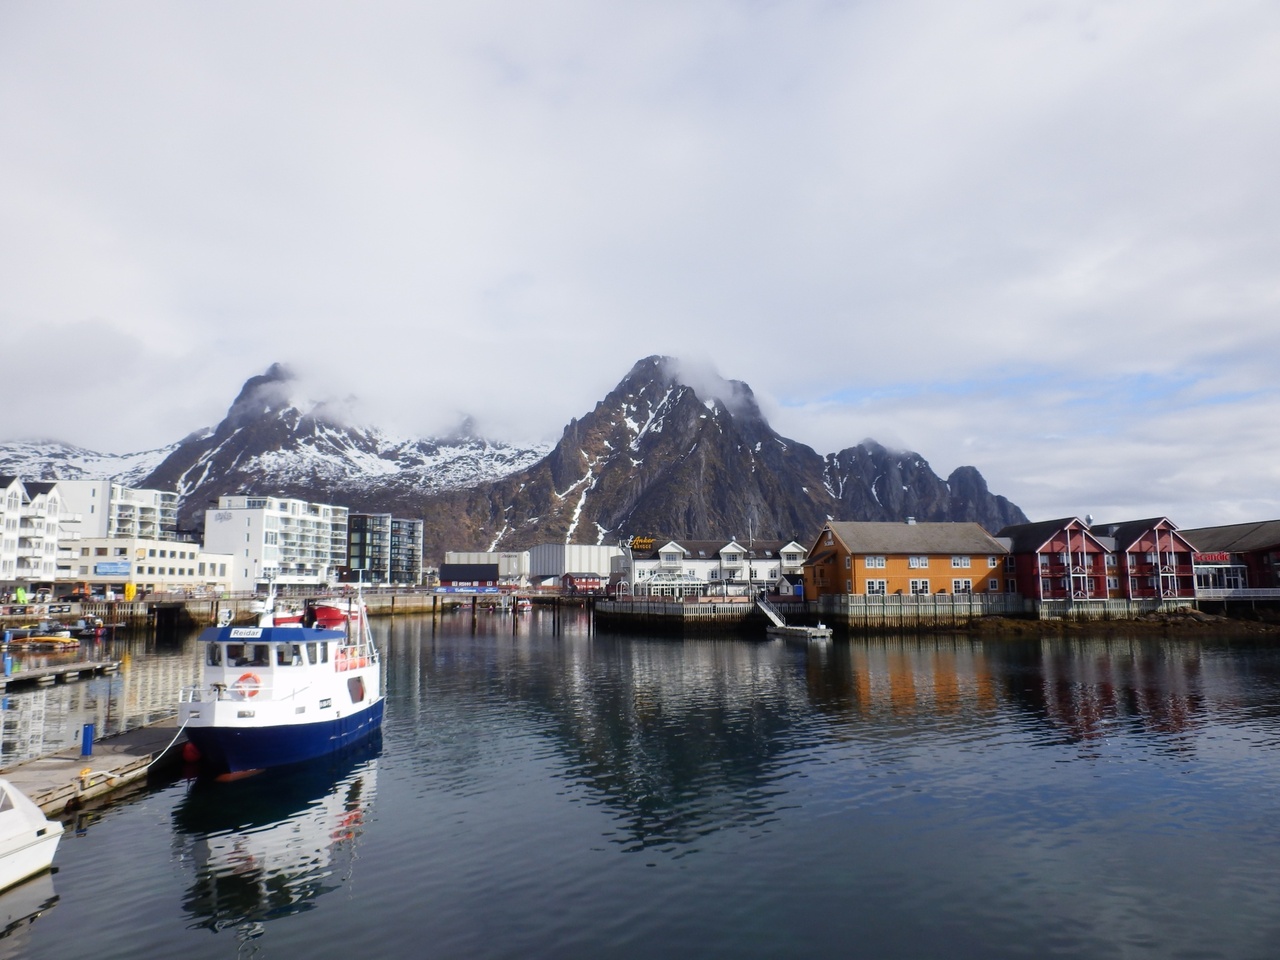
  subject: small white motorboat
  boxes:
[0,779,62,893]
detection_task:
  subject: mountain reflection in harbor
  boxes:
[171,736,380,936]
[24,613,1280,960]
[386,615,1280,861]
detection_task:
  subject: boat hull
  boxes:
[0,833,60,895]
[185,699,385,774]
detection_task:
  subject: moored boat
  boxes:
[178,591,383,775]
[0,779,62,893]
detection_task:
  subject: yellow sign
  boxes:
[124,583,137,601]
[630,536,656,551]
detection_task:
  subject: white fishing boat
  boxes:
[0,779,62,893]
[178,589,384,775]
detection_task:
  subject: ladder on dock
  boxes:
[755,597,788,628]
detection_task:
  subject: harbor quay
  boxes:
[2,719,186,818]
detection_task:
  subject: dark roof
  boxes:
[23,481,58,495]
[1088,518,1186,551]
[825,521,1008,555]
[438,563,500,581]
[563,572,603,579]
[996,518,1100,553]
[1181,520,1280,553]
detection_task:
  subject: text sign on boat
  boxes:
[229,628,264,638]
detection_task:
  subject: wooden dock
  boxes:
[0,718,185,817]
[0,660,119,691]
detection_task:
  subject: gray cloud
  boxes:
[1,1,1277,524]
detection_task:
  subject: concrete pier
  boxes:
[0,719,186,817]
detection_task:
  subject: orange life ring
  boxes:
[234,672,262,698]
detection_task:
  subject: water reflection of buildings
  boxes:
[807,636,1213,744]
[0,637,200,766]
[171,741,379,935]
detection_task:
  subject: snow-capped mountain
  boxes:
[441,356,1026,553]
[138,364,551,528]
[0,439,176,486]
[0,363,551,531]
[0,357,1026,559]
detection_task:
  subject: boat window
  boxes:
[291,643,304,666]
[347,676,365,704]
[319,643,329,664]
[226,644,246,666]
[206,644,223,667]
[249,644,270,667]
[306,642,318,664]
[275,644,292,666]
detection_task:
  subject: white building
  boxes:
[59,537,233,599]
[57,480,180,541]
[621,537,808,598]
[0,476,67,591]
[528,544,622,579]
[204,496,349,593]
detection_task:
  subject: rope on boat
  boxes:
[146,717,191,770]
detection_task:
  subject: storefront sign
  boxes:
[1193,552,1232,564]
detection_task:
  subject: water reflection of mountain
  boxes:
[171,735,380,934]
[388,618,1280,858]
[388,621,817,853]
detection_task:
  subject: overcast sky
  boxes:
[2,1,1277,528]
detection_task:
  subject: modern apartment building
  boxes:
[348,513,424,585]
[204,495,349,592]
[57,480,180,541]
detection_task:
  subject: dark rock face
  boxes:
[123,355,1027,556]
[409,357,1027,556]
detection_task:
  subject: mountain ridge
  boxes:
[0,356,1027,561]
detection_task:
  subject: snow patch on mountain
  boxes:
[0,439,178,485]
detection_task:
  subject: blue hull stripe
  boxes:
[186,699,385,773]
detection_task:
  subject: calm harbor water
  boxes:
[8,611,1280,959]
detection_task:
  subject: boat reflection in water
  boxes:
[171,734,380,937]
[0,872,57,959]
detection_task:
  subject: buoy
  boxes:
[182,741,201,763]
[233,672,262,698]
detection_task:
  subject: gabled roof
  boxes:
[821,521,1008,556]
[1089,518,1187,551]
[1181,520,1280,554]
[996,518,1105,553]
[632,538,798,561]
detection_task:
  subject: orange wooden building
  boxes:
[802,520,1010,600]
